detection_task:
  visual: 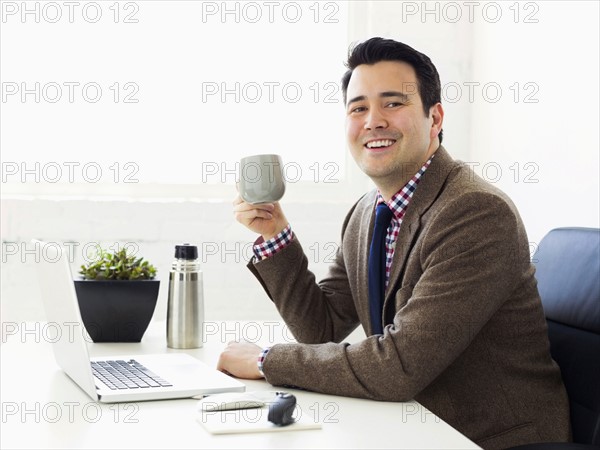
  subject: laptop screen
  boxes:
[34,240,99,400]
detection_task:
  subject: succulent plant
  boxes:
[79,247,157,280]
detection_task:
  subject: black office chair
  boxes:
[511,227,600,450]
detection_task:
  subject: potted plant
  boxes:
[74,246,159,343]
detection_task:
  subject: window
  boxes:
[1,1,358,200]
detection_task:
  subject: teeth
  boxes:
[366,139,395,148]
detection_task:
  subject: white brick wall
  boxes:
[1,198,353,323]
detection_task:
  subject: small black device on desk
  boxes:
[268,392,297,426]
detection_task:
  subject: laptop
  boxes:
[34,240,245,403]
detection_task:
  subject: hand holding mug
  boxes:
[234,154,288,240]
[232,195,288,241]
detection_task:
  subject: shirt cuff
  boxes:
[252,224,293,259]
[257,347,271,377]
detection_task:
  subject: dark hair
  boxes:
[342,37,443,143]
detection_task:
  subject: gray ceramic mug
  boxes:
[239,154,286,204]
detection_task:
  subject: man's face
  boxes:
[345,61,442,191]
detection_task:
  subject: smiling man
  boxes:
[219,37,570,449]
[345,60,442,200]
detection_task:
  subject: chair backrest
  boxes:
[533,227,600,445]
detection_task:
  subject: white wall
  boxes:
[470,1,600,245]
[2,1,599,323]
[1,197,351,322]
[351,0,600,246]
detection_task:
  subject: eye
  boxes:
[349,106,366,114]
[386,102,403,108]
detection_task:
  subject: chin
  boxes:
[362,166,394,180]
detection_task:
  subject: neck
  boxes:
[375,142,439,202]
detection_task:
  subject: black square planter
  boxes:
[73,279,160,342]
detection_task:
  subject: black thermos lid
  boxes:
[175,243,198,260]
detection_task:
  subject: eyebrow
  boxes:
[346,91,410,107]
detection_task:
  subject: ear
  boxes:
[429,103,444,140]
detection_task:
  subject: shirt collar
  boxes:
[376,153,436,221]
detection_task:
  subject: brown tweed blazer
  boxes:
[248,146,570,449]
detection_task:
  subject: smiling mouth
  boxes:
[365,139,396,150]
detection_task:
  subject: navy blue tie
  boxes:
[368,203,394,335]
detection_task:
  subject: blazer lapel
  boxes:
[381,146,457,318]
[358,190,378,336]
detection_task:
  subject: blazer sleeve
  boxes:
[247,201,363,345]
[260,191,528,401]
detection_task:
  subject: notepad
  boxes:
[196,406,322,434]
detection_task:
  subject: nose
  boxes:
[364,107,388,130]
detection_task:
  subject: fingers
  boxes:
[232,194,243,206]
[234,209,273,224]
[233,201,275,213]
[216,342,264,380]
[233,198,275,224]
[216,353,225,372]
[233,195,275,211]
[216,343,241,377]
[216,345,234,373]
[232,196,287,239]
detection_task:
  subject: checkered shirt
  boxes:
[253,224,294,259]
[376,154,434,288]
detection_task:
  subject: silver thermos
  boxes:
[166,243,204,348]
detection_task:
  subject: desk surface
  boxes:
[1,320,479,449]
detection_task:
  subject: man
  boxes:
[218,37,570,449]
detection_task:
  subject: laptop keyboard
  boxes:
[91,359,173,390]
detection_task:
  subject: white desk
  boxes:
[1,321,480,449]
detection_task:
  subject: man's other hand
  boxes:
[217,341,264,380]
